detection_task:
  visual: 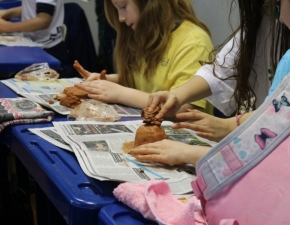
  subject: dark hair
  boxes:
[209,0,290,113]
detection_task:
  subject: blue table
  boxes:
[11,122,119,225]
[0,46,61,73]
[0,80,115,224]
[0,81,157,225]
[0,81,117,225]
[0,0,21,9]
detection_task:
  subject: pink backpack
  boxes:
[191,73,290,225]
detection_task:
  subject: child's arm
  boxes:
[171,110,255,142]
[0,11,52,33]
[76,80,153,109]
[148,76,212,118]
[76,80,194,111]
[0,6,22,20]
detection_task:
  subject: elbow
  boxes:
[37,13,52,30]
[41,21,50,29]
[40,17,52,29]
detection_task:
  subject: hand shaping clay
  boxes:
[134,106,168,147]
[55,86,89,108]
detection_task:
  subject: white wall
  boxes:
[191,0,239,46]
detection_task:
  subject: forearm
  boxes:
[171,76,212,106]
[239,111,254,125]
[225,111,255,135]
[5,13,51,32]
[116,87,150,109]
[116,89,198,111]
[181,146,211,165]
[0,7,21,20]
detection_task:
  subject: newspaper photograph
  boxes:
[46,120,216,195]
[28,127,72,151]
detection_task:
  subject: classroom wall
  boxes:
[191,0,240,46]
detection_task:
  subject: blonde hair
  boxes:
[104,0,210,88]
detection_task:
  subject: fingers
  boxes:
[156,101,173,119]
[172,122,220,142]
[75,82,97,93]
[87,94,107,102]
[147,94,162,112]
[194,131,217,142]
[175,109,203,121]
[147,91,179,118]
[75,83,106,101]
[85,72,106,81]
[134,155,168,164]
[130,147,170,165]
[85,74,100,81]
[172,122,211,133]
[130,143,160,155]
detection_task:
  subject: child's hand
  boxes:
[130,139,210,166]
[173,109,232,142]
[75,79,122,103]
[147,91,181,118]
[73,60,106,81]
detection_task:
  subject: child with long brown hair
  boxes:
[75,0,214,115]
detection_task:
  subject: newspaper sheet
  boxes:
[29,127,72,152]
[1,78,142,117]
[45,120,216,195]
[2,78,82,115]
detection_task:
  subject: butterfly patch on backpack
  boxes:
[272,94,290,112]
[254,128,277,150]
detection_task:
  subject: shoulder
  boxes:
[172,20,213,48]
[277,50,290,71]
[269,50,290,95]
[280,49,290,61]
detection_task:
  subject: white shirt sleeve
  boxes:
[195,32,241,116]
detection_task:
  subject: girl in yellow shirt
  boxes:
[75,0,214,116]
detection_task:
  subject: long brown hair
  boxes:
[104,0,210,88]
[209,0,290,113]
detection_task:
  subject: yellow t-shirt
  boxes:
[134,21,214,114]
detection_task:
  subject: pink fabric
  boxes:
[191,175,207,199]
[205,135,290,225]
[220,220,239,225]
[113,180,206,225]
